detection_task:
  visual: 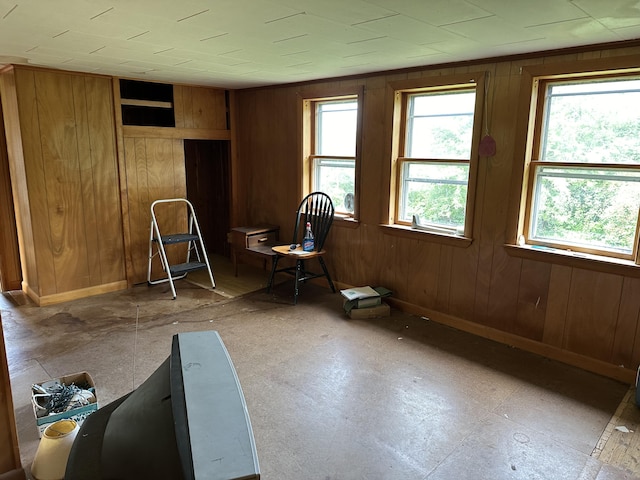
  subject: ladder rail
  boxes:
[147,198,216,299]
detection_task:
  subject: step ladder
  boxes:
[147,198,215,299]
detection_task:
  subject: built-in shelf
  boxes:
[120,98,173,109]
[119,79,175,127]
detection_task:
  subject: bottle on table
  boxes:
[302,222,314,251]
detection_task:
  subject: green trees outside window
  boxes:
[528,78,640,257]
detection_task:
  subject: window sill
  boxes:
[333,215,360,229]
[379,224,472,247]
[504,244,640,277]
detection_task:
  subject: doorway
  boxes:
[184,139,231,258]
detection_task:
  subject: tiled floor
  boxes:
[2,262,640,479]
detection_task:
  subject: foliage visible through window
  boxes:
[399,89,476,232]
[526,77,640,258]
[313,99,357,214]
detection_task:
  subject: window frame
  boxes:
[388,72,486,240]
[302,88,363,222]
[520,71,640,262]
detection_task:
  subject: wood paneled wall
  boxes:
[0,67,126,305]
[235,44,640,383]
[0,319,21,476]
[0,98,21,291]
[122,137,188,283]
[116,83,230,285]
[174,85,227,130]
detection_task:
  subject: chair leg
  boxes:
[293,259,304,304]
[267,255,280,293]
[318,257,336,292]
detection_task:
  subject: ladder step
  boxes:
[159,233,199,245]
[169,262,207,276]
[148,199,215,298]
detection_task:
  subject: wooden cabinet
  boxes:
[0,66,127,305]
[229,225,279,275]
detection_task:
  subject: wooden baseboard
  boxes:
[388,297,636,384]
[333,281,636,385]
[23,280,128,306]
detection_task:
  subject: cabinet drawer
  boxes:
[247,230,278,248]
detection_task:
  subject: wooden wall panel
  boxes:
[480,63,523,332]
[14,68,52,296]
[37,71,90,294]
[614,277,640,369]
[448,243,479,321]
[564,270,622,362]
[123,137,146,283]
[123,137,187,284]
[235,43,640,382]
[0,319,20,474]
[514,259,551,341]
[406,240,441,308]
[174,85,227,130]
[359,78,388,224]
[1,67,126,303]
[0,92,21,291]
[435,245,453,313]
[542,264,572,347]
[485,254,521,332]
[72,76,101,287]
[117,81,229,286]
[82,76,126,283]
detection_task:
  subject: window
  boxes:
[304,95,360,217]
[522,74,640,260]
[390,74,484,237]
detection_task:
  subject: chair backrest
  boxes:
[292,192,335,251]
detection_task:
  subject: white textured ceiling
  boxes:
[1,0,640,89]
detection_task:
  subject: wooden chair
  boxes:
[266,192,336,304]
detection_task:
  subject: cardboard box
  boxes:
[347,302,390,319]
[32,371,98,437]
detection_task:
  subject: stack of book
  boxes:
[340,286,390,319]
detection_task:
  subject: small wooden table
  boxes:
[228,225,280,276]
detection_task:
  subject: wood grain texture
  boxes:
[514,259,550,341]
[0,71,35,294]
[564,269,623,362]
[0,97,21,291]
[14,68,53,296]
[615,277,640,369]
[0,318,20,474]
[1,67,126,303]
[35,71,88,294]
[2,46,640,378]
[543,264,572,347]
[117,82,230,285]
[481,63,524,333]
[81,76,126,284]
[234,43,640,382]
[174,85,227,130]
[123,137,187,284]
